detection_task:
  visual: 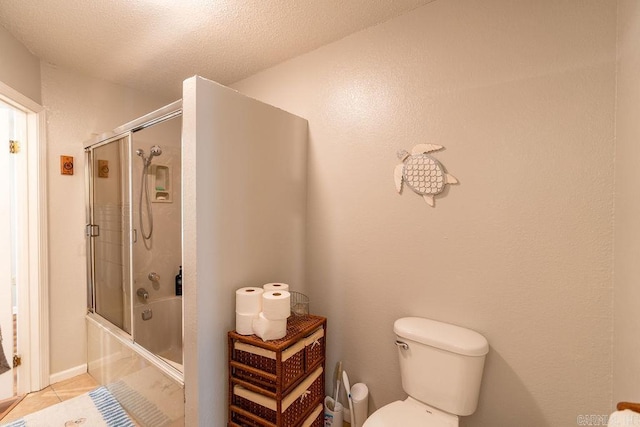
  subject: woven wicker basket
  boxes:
[229,316,326,395]
[229,403,322,427]
[303,328,324,372]
[233,340,306,392]
[231,366,324,427]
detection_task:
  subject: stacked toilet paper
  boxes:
[263,283,289,292]
[235,284,291,340]
[235,287,264,335]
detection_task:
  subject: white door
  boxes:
[0,101,25,400]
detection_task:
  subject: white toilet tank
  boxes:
[394,317,489,416]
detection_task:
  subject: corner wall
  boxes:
[41,63,173,377]
[613,0,640,406]
[182,77,307,425]
[232,0,617,424]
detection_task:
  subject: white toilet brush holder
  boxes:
[324,396,344,426]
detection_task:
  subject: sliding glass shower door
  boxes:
[86,110,183,375]
[86,135,132,333]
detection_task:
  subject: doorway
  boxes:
[0,82,48,402]
[0,99,24,401]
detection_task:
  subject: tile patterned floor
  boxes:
[0,373,99,424]
[1,373,339,426]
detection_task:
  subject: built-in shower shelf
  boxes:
[151,164,172,203]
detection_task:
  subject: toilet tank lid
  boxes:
[394,317,489,356]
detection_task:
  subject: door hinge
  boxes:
[12,354,21,368]
[9,140,19,154]
[86,224,100,237]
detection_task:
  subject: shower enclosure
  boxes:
[85,104,183,373]
[84,77,307,425]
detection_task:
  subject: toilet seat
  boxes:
[362,397,458,427]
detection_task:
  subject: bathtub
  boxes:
[87,303,184,426]
[133,296,183,372]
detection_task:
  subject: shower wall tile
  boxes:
[132,123,182,303]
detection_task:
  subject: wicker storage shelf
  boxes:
[228,315,327,427]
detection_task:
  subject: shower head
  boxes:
[136,146,162,166]
[149,145,162,158]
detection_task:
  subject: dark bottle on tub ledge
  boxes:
[175,266,182,296]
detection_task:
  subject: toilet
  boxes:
[363,317,489,427]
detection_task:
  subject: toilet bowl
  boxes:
[363,397,458,427]
[362,317,488,427]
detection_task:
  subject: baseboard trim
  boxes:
[49,364,87,384]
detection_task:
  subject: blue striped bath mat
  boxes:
[1,386,134,427]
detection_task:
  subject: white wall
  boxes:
[613,0,640,406]
[41,62,173,375]
[0,25,40,104]
[182,77,307,425]
[233,0,617,425]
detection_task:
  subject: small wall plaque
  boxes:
[60,155,74,175]
[98,160,109,178]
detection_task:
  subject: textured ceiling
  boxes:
[0,0,435,99]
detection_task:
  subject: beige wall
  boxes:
[233,0,617,425]
[0,25,40,103]
[0,0,625,422]
[613,0,640,406]
[41,62,172,376]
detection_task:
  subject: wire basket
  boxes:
[290,291,310,316]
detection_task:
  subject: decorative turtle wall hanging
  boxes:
[394,144,458,207]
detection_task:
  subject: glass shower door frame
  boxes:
[85,132,134,337]
[84,103,183,383]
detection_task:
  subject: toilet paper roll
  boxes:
[252,312,287,341]
[262,290,291,320]
[235,312,258,336]
[263,283,289,292]
[350,383,369,427]
[607,410,640,427]
[236,287,263,314]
